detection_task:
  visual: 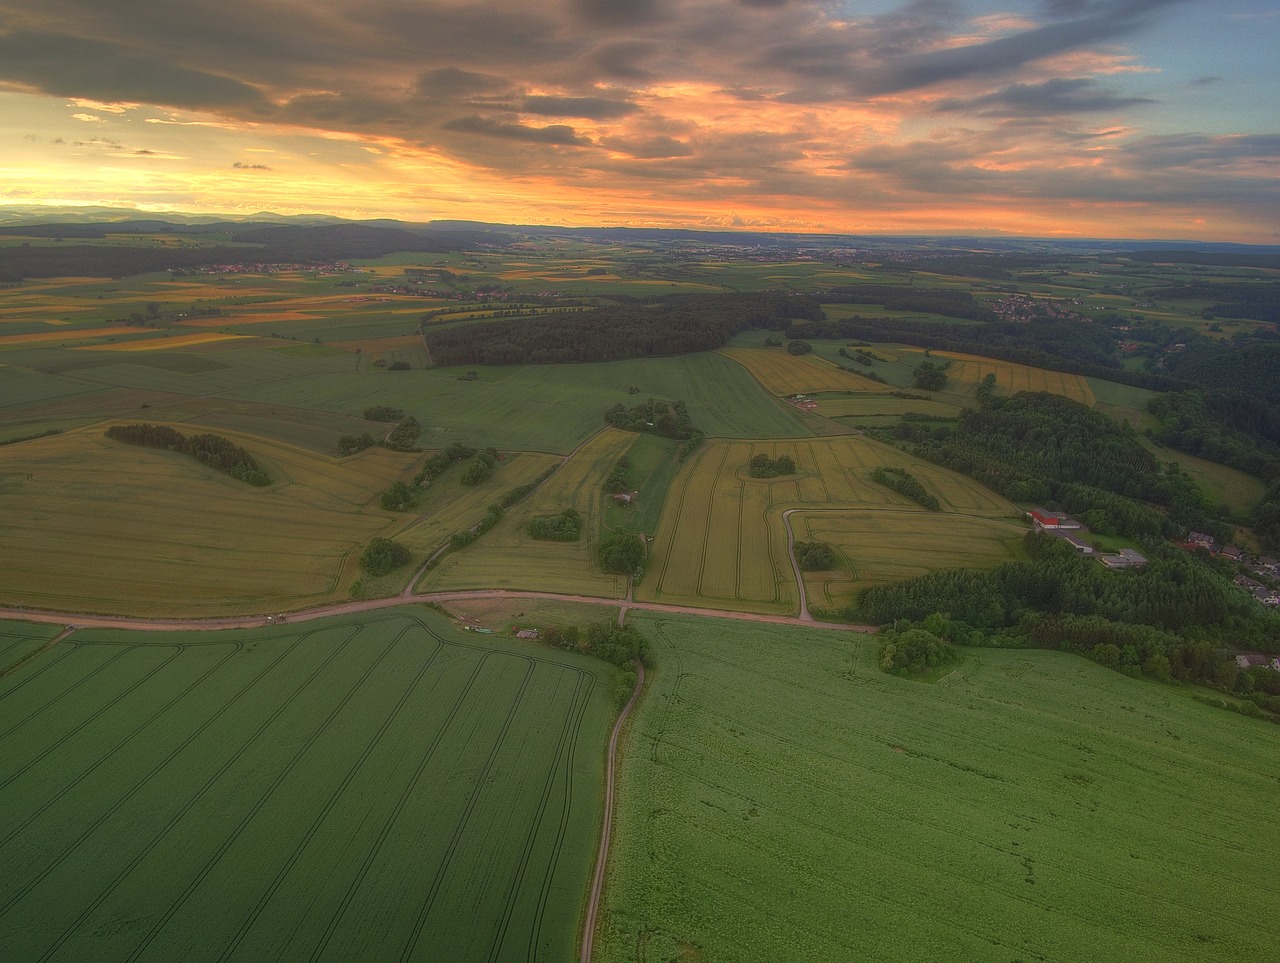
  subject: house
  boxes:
[1217,545,1244,562]
[1029,509,1080,530]
[1187,531,1218,552]
[1236,653,1280,670]
[1252,586,1280,606]
[612,491,638,504]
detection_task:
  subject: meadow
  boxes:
[0,609,615,963]
[639,435,1022,616]
[0,426,417,615]
[596,612,1280,963]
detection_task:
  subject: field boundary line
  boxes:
[0,627,74,681]
[580,656,645,963]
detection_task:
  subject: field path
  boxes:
[781,509,812,622]
[0,591,873,634]
[580,657,644,963]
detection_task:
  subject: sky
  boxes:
[0,0,1277,242]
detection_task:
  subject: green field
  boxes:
[596,613,1280,963]
[0,609,615,962]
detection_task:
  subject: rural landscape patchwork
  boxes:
[3,0,1280,959]
[2,219,1279,962]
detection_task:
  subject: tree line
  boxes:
[105,424,269,486]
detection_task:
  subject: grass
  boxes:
[0,427,418,616]
[417,428,635,598]
[0,609,615,962]
[1139,437,1268,512]
[597,612,1280,963]
[601,432,683,538]
[639,436,1022,615]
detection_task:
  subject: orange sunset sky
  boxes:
[1,0,1277,242]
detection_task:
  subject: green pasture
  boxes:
[597,613,1280,963]
[0,609,615,963]
[601,433,682,538]
[1139,437,1268,512]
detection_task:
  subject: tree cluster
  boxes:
[748,453,796,478]
[878,623,961,677]
[384,416,421,450]
[337,433,376,456]
[449,503,504,549]
[426,292,822,366]
[795,541,836,571]
[363,405,406,422]
[604,456,631,494]
[105,424,269,486]
[528,509,583,541]
[359,537,411,576]
[598,532,645,575]
[460,448,499,485]
[910,360,947,391]
[869,466,940,510]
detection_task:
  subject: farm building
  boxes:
[1028,509,1080,530]
[1098,549,1147,569]
[515,628,540,640]
[1060,533,1094,554]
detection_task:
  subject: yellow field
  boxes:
[0,427,418,616]
[936,351,1096,405]
[78,332,254,351]
[638,436,1023,616]
[417,428,634,598]
[0,325,150,347]
[718,347,892,395]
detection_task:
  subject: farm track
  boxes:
[0,591,874,635]
[580,657,644,963]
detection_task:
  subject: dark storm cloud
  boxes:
[441,115,588,145]
[417,68,513,99]
[571,0,664,27]
[936,78,1156,116]
[521,95,639,119]
[0,29,265,109]
[858,0,1192,94]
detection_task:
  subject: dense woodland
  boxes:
[426,293,821,365]
[859,534,1280,681]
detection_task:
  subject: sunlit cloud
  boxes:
[0,0,1273,241]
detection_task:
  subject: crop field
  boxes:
[597,613,1280,963]
[719,346,892,395]
[639,436,1020,615]
[809,394,964,420]
[937,351,1097,405]
[393,451,561,560]
[78,332,257,351]
[0,427,417,616]
[0,610,614,963]
[0,325,152,348]
[418,428,634,598]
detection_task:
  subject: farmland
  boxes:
[418,428,634,598]
[596,613,1280,963]
[0,426,417,615]
[639,435,1022,615]
[0,610,615,962]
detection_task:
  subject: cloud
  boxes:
[936,78,1156,116]
[0,29,266,110]
[441,115,588,145]
[521,95,638,119]
[233,161,273,170]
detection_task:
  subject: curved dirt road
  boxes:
[580,657,644,963]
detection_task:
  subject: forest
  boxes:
[425,293,821,365]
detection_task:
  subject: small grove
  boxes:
[105,424,270,486]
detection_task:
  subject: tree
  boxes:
[359,537,411,576]
[599,532,644,574]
